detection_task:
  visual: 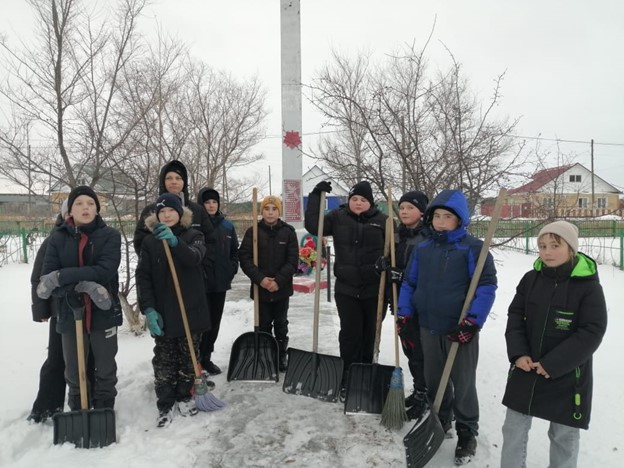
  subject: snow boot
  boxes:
[203,361,222,375]
[176,398,198,417]
[157,407,174,428]
[277,338,289,372]
[454,428,477,465]
[405,389,428,420]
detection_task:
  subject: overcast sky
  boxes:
[2,0,623,192]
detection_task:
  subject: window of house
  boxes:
[597,198,607,209]
[569,175,581,183]
[578,197,588,208]
[542,197,554,208]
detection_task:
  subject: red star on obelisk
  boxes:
[283,130,302,149]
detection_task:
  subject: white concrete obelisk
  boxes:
[280,0,303,228]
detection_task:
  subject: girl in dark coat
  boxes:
[136,193,210,427]
[37,186,122,411]
[305,180,388,397]
[501,221,607,468]
[238,195,298,372]
[196,187,239,375]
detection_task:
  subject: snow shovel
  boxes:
[344,213,394,414]
[283,191,344,402]
[53,296,115,448]
[162,240,225,411]
[403,188,507,468]
[228,187,279,382]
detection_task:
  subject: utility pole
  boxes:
[591,139,595,216]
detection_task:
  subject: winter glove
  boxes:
[387,267,403,284]
[65,291,85,320]
[75,281,112,310]
[313,180,332,194]
[153,223,178,247]
[145,307,164,337]
[374,256,390,275]
[36,270,60,299]
[447,318,479,344]
[397,315,418,350]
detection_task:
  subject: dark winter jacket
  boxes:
[135,209,210,338]
[133,160,216,260]
[238,219,298,302]
[305,190,388,299]
[395,223,426,271]
[41,216,123,334]
[502,253,607,429]
[197,188,239,293]
[397,189,497,334]
[30,214,64,322]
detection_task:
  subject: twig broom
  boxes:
[162,240,225,411]
[381,187,409,430]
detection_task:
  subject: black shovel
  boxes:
[283,191,344,402]
[344,214,394,414]
[403,188,506,467]
[227,188,279,382]
[53,296,116,448]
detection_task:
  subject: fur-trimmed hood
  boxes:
[144,206,194,232]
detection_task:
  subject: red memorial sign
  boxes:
[283,179,302,223]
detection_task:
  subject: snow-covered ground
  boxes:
[0,248,621,468]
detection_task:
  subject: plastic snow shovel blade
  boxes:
[227,331,279,382]
[344,362,395,414]
[53,408,116,448]
[282,348,344,402]
[403,408,445,468]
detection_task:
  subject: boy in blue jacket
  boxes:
[397,189,497,466]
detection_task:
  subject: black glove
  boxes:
[388,267,403,284]
[65,291,85,320]
[447,318,480,344]
[374,256,390,275]
[313,180,332,194]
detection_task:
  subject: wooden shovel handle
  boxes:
[252,188,260,328]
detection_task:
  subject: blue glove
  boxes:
[145,307,164,337]
[153,223,178,247]
[37,270,60,299]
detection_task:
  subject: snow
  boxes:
[0,248,622,468]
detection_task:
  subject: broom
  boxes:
[381,187,409,430]
[162,240,225,411]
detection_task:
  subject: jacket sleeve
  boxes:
[540,282,608,379]
[274,227,299,289]
[135,241,156,313]
[397,248,418,318]
[465,244,497,327]
[229,225,240,280]
[304,190,334,236]
[200,208,216,270]
[133,204,153,255]
[170,230,206,267]
[30,239,52,322]
[238,226,264,285]
[505,273,532,363]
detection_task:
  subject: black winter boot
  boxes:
[455,428,477,465]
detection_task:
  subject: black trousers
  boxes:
[258,298,289,342]
[334,293,379,377]
[153,333,200,412]
[199,291,227,365]
[31,317,66,413]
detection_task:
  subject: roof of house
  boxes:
[508,164,573,194]
[302,165,349,196]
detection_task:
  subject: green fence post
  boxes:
[620,229,623,271]
[524,221,530,255]
[21,227,28,263]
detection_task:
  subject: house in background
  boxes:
[302,165,349,211]
[481,163,622,218]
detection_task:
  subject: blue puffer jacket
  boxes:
[397,189,497,335]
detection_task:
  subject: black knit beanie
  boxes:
[67,185,100,213]
[399,191,429,214]
[200,188,220,210]
[155,193,184,218]
[348,181,374,206]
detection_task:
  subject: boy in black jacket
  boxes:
[238,195,298,372]
[136,193,211,428]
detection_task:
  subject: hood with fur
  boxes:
[144,206,194,232]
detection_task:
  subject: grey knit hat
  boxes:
[538,220,579,254]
